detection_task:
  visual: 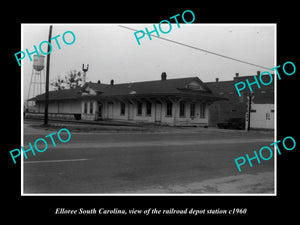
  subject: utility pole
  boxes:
[247,95,252,131]
[44,25,53,125]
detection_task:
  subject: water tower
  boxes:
[27,55,46,105]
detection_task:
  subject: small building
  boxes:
[249,92,274,129]
[29,73,226,126]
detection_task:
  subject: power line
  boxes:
[119,25,271,70]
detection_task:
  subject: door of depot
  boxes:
[108,103,113,119]
[97,102,102,119]
[155,103,162,122]
[128,103,134,120]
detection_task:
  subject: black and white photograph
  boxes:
[4,4,298,221]
[21,23,275,195]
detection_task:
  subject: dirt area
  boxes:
[133,171,274,194]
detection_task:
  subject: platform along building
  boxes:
[30,73,226,126]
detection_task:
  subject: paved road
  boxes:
[22,123,275,194]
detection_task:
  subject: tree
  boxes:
[51,75,65,91]
[51,70,83,90]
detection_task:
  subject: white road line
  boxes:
[24,158,89,164]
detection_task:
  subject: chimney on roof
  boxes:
[110,79,114,85]
[216,78,219,82]
[257,71,261,76]
[161,72,167,81]
[235,73,239,77]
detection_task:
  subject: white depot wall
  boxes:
[38,100,81,114]
[103,101,209,126]
[175,102,208,126]
[81,100,97,120]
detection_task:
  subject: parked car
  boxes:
[217,118,245,130]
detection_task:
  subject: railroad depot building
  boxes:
[29,73,226,127]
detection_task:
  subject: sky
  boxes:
[21,23,275,100]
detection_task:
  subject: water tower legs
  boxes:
[27,68,46,107]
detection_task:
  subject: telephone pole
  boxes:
[44,25,53,125]
[247,95,252,131]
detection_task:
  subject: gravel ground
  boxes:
[133,171,274,194]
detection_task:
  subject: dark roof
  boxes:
[32,77,225,102]
[205,75,274,104]
[89,77,212,96]
[30,88,82,101]
[205,80,236,95]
